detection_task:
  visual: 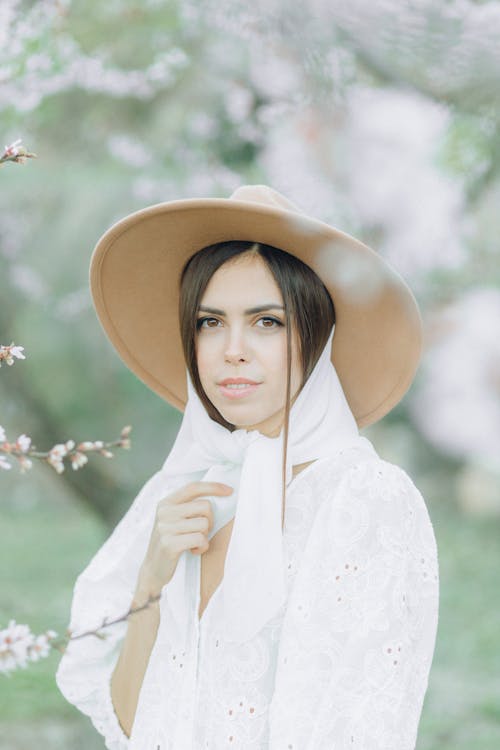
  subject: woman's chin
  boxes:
[232,413,283,437]
[217,406,266,431]
[210,396,284,435]
[220,409,263,428]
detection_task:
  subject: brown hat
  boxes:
[89,184,423,428]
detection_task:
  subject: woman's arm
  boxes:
[55,468,173,750]
[269,457,440,750]
[110,576,161,738]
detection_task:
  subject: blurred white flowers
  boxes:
[0,428,32,471]
[0,342,25,367]
[1,3,190,113]
[47,441,76,474]
[8,263,48,300]
[0,139,36,165]
[342,86,468,284]
[409,287,500,467]
[0,620,58,676]
[107,133,153,168]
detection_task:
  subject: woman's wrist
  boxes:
[131,569,162,611]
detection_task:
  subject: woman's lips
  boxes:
[217,383,260,399]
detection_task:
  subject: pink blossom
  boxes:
[47,444,68,474]
[49,443,68,458]
[9,345,25,359]
[3,139,22,157]
[70,451,88,470]
[0,620,58,675]
[29,632,57,662]
[0,343,26,367]
[47,457,64,474]
[18,455,33,473]
[77,441,96,451]
[15,434,31,453]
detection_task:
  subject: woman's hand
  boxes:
[134,481,234,603]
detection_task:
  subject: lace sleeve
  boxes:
[55,466,174,750]
[270,457,440,750]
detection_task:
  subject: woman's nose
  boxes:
[224,328,249,363]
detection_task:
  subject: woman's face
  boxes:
[195,253,303,437]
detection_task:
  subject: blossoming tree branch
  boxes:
[0,139,37,165]
[0,344,131,473]
[0,140,152,676]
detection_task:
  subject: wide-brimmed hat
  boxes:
[89,184,423,429]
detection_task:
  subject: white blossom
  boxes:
[50,443,68,458]
[0,343,26,367]
[0,455,12,471]
[15,433,31,452]
[18,455,33,473]
[0,620,33,674]
[408,287,500,465]
[70,451,88,470]
[47,443,68,473]
[78,441,96,451]
[9,345,25,360]
[53,288,90,320]
[189,113,218,138]
[8,263,48,300]
[0,620,57,675]
[341,85,468,283]
[3,138,22,156]
[107,133,153,168]
[224,84,254,123]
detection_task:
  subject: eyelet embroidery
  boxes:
[59,446,438,750]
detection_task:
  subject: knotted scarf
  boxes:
[160,323,365,648]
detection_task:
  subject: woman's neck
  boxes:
[292,459,316,479]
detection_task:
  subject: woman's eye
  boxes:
[196,316,282,329]
[257,317,282,328]
[196,317,219,329]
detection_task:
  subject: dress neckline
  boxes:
[196,453,336,627]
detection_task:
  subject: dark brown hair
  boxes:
[178,240,335,528]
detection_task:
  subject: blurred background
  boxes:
[1,0,499,747]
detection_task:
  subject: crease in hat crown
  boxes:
[228,184,307,215]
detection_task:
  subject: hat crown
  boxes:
[229,184,306,216]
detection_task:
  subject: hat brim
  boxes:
[89,197,423,428]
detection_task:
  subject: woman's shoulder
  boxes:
[302,437,431,522]
[289,441,439,601]
[295,436,381,491]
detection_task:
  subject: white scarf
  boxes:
[160,323,364,648]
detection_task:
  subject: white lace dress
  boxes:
[55,437,439,749]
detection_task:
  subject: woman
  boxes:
[56,185,439,749]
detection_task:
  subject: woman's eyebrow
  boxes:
[198,304,285,315]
